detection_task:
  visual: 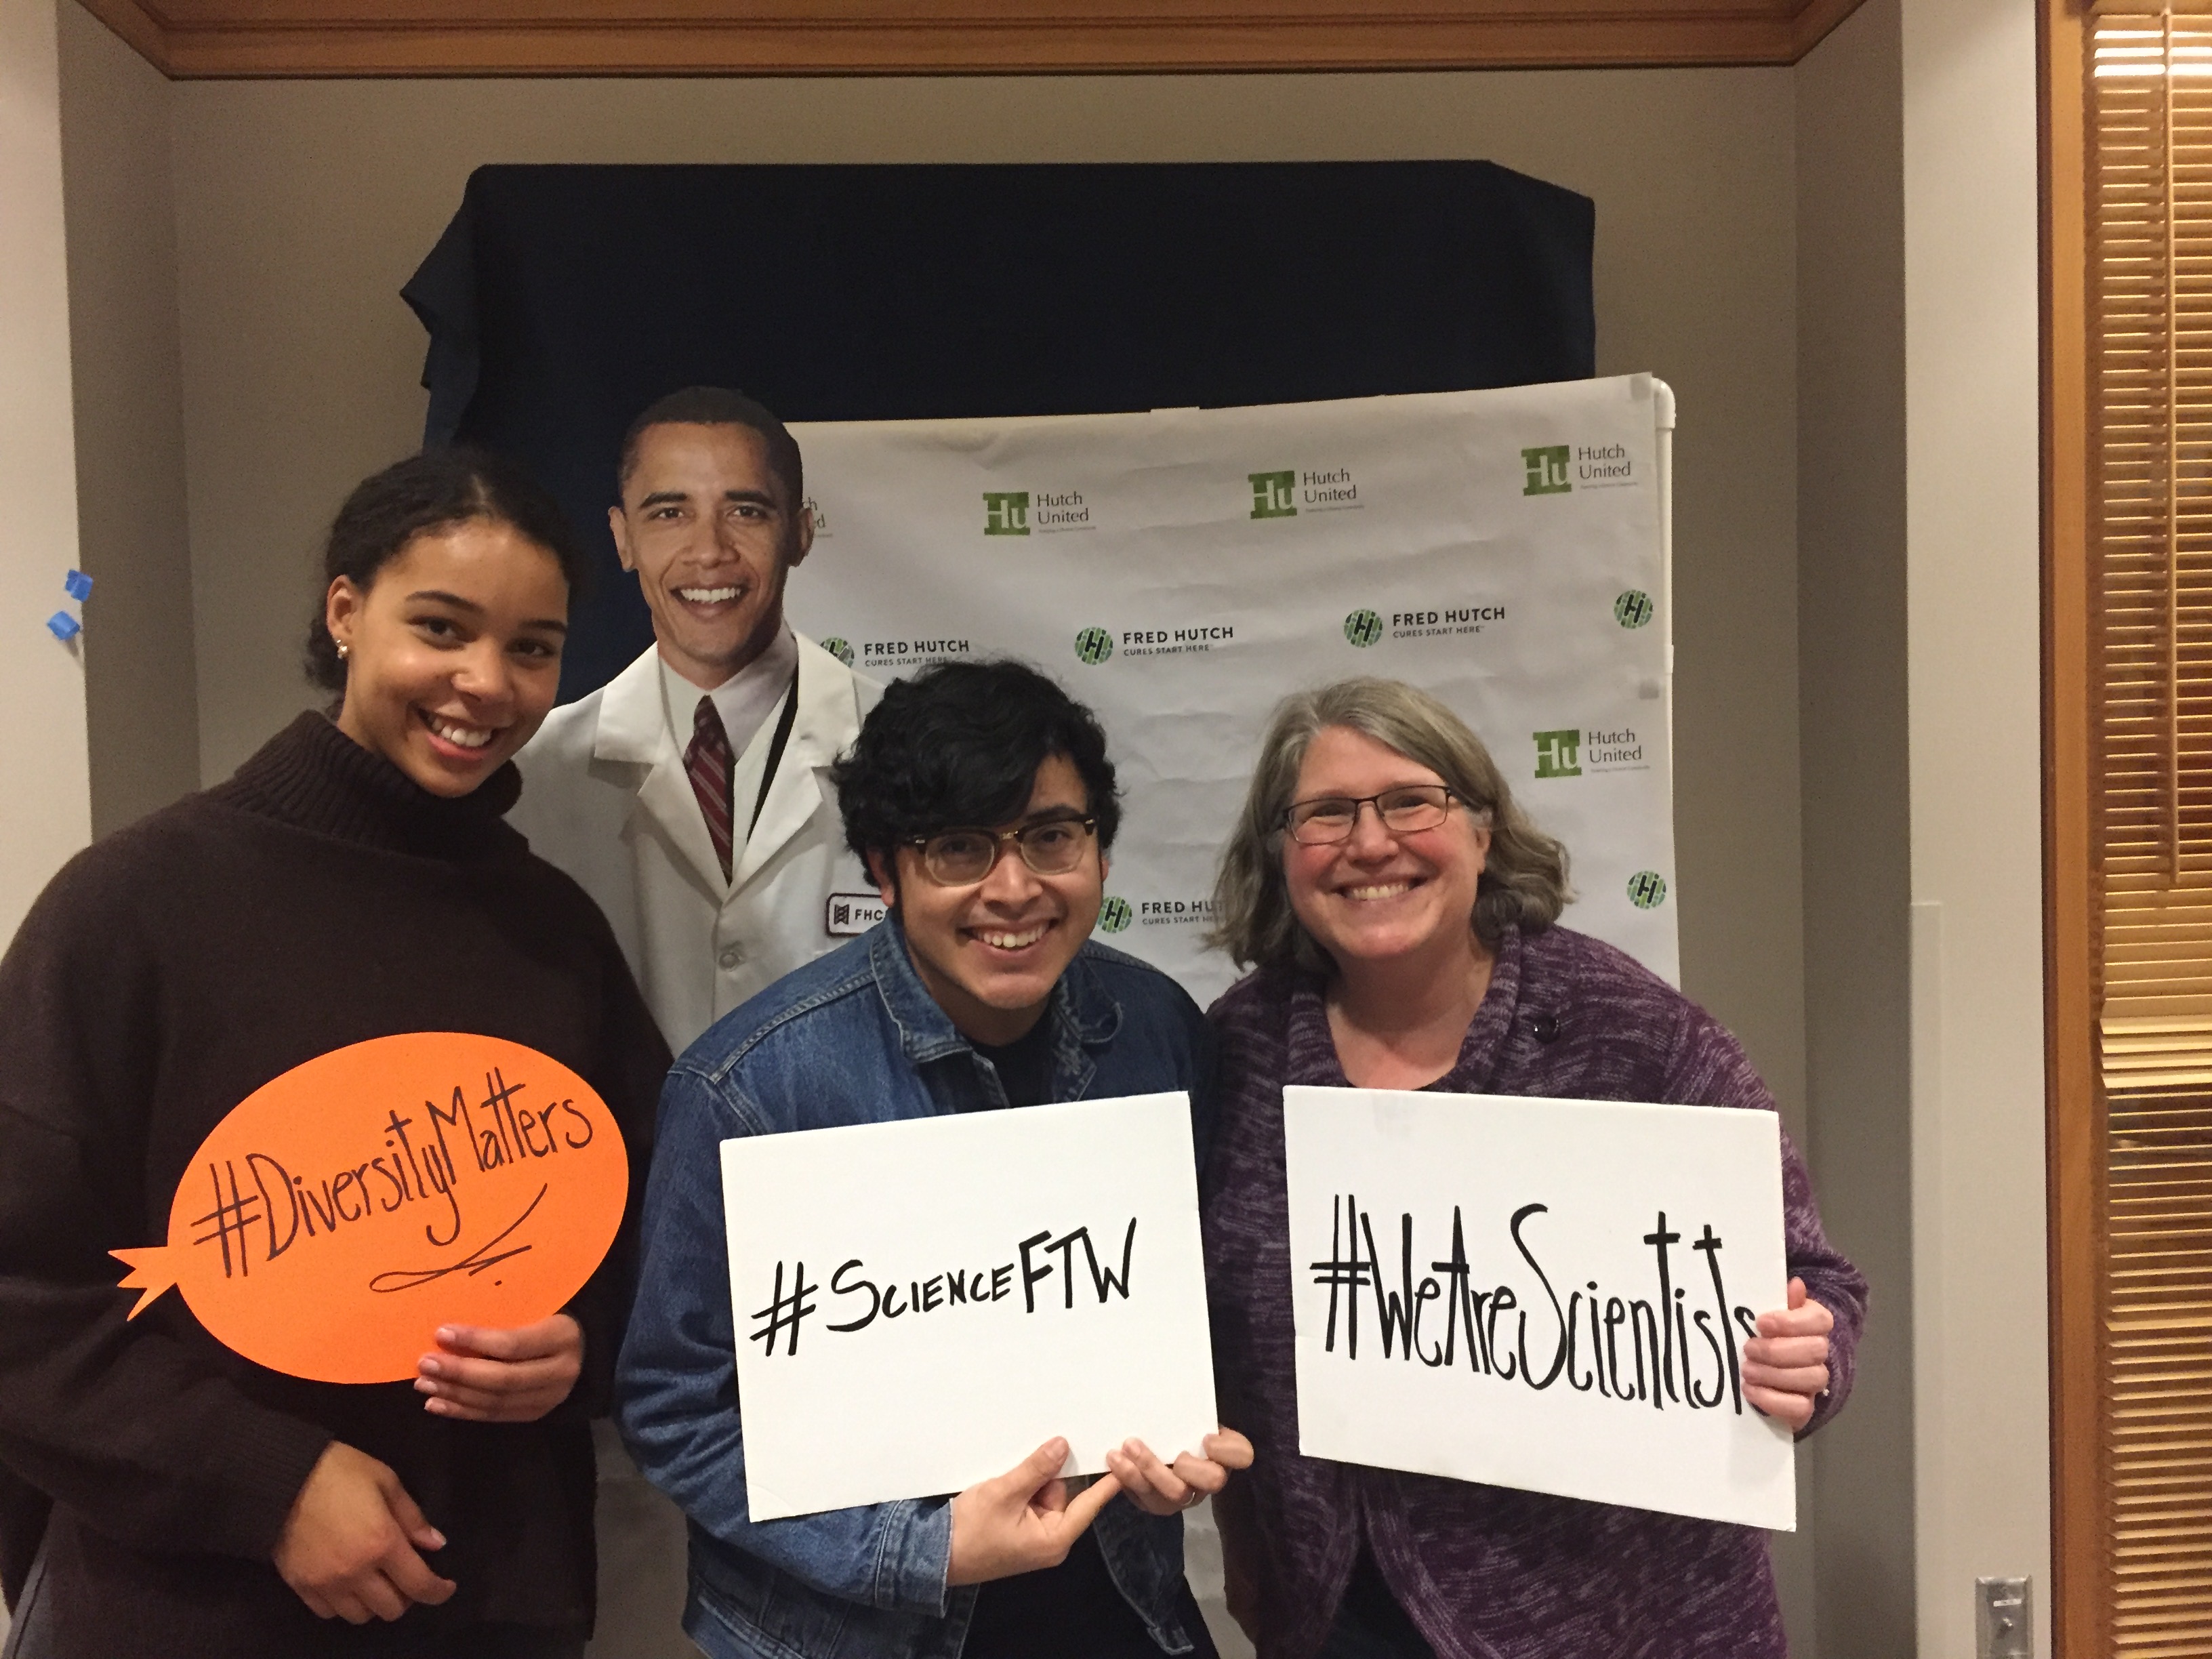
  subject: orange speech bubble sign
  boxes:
[112,1032,628,1385]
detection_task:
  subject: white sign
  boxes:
[790,374,1678,1005]
[1282,1086,1795,1531]
[720,1093,1218,1521]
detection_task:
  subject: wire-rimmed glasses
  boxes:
[1280,785,1458,845]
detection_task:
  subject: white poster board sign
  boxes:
[790,373,1677,1005]
[720,1093,1217,1521]
[1282,1086,1795,1531]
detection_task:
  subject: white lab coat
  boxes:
[506,633,880,1659]
[509,632,882,1057]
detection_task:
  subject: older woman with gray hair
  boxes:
[1201,678,1865,1659]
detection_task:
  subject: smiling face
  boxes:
[611,421,811,689]
[325,519,569,798]
[868,754,1106,1046]
[1280,724,1493,975]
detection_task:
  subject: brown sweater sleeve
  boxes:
[548,884,672,1422]
[0,843,332,1565]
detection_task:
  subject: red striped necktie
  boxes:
[685,695,735,882]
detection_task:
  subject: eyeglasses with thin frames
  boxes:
[1280,785,1462,845]
[907,816,1099,886]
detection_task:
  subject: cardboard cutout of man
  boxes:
[507,388,879,1659]
[615,660,1251,1659]
[511,386,880,1059]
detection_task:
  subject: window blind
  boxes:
[2088,9,2212,1650]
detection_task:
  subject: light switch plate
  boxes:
[1975,1576,2032,1659]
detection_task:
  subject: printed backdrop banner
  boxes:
[788,373,1676,1000]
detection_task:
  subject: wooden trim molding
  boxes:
[74,0,1870,78]
[2039,2,2102,1654]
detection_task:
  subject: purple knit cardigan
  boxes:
[1201,923,1868,1659]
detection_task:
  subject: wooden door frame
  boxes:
[2040,3,2104,1655]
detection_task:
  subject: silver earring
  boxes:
[336,640,350,661]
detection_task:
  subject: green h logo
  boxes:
[1250,471,1297,519]
[819,636,855,667]
[1073,627,1115,665]
[1614,589,1654,629]
[1343,609,1382,649]
[1626,870,1669,910]
[983,492,1030,536]
[1522,446,1572,496]
[1098,896,1133,933]
[1533,729,1582,779]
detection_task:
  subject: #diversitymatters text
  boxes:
[190,1068,595,1282]
[750,1218,1139,1357]
[1311,1197,1762,1415]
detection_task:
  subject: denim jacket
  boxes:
[615,918,1218,1659]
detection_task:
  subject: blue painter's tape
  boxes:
[63,569,92,601]
[46,611,81,642]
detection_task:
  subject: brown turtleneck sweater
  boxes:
[0,713,670,1658]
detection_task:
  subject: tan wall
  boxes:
[1795,3,1914,1654]
[161,64,1811,1148]
[0,0,92,945]
[56,0,198,838]
[1900,0,2051,1651]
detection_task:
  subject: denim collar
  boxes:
[866,914,1124,1069]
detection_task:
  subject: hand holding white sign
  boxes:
[947,1437,1124,1586]
[1105,1429,1256,1517]
[1741,1278,1835,1430]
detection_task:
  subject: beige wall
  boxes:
[56,0,197,838]
[1795,3,1915,1653]
[1901,0,2051,1652]
[0,0,92,944]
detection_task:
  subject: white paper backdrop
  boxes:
[790,373,1677,1004]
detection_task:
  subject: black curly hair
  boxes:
[831,659,1122,880]
[304,447,586,693]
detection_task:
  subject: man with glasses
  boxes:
[615,659,1249,1659]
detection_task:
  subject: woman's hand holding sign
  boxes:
[1741,1277,1835,1431]
[274,1441,455,1624]
[1105,1429,1255,1517]
[413,1313,584,1421]
[946,1438,1125,1585]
